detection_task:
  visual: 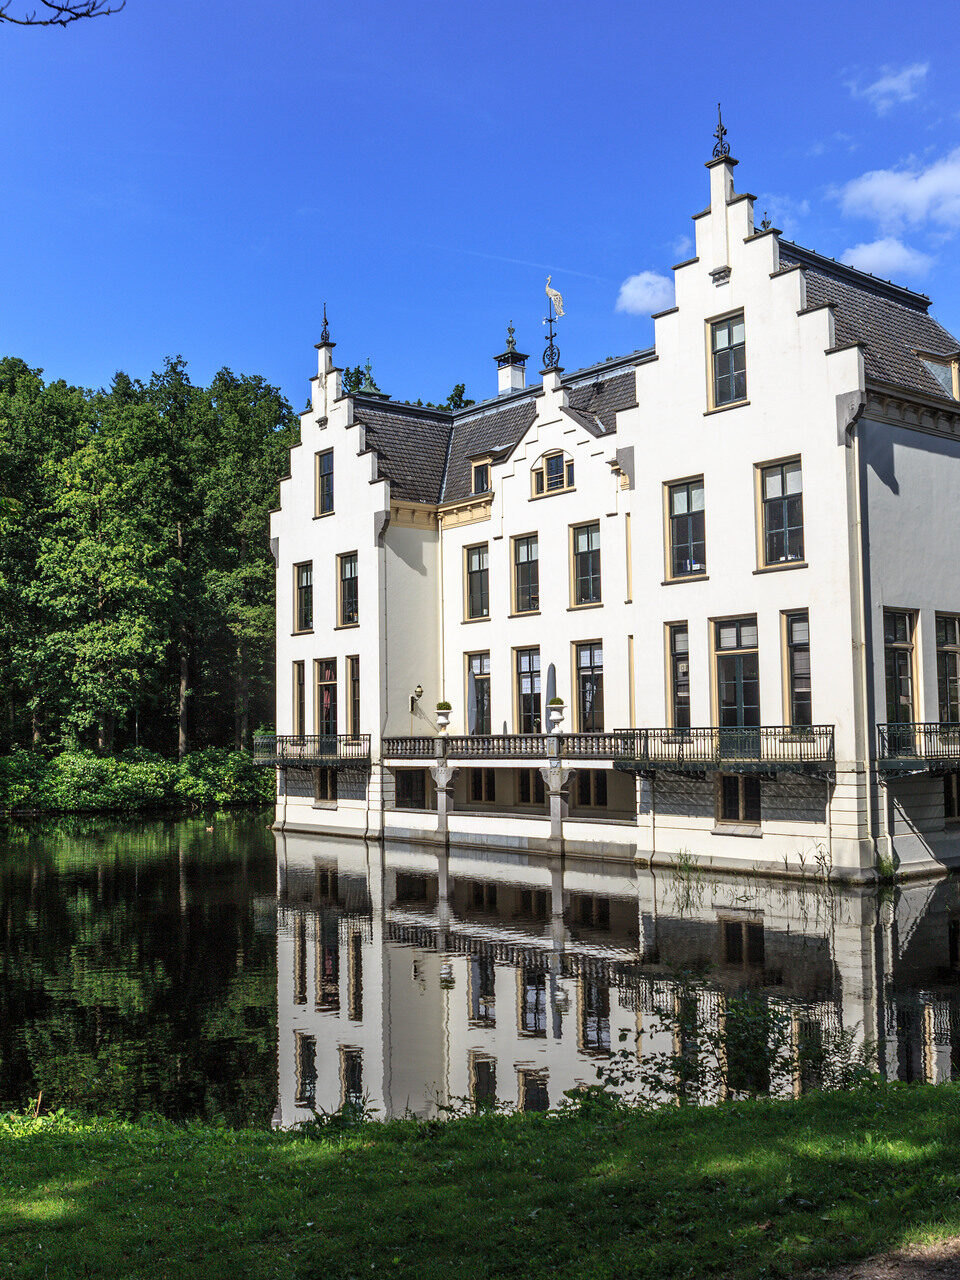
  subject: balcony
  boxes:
[254,734,371,768]
[381,727,834,774]
[614,725,836,776]
[877,723,960,773]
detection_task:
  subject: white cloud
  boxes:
[848,62,928,114]
[841,237,933,279]
[671,234,693,259]
[838,148,960,232]
[615,271,674,317]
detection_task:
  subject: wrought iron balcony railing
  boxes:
[877,722,960,768]
[381,727,834,772]
[614,725,835,774]
[254,734,371,767]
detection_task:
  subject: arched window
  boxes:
[531,450,574,496]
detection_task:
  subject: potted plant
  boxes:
[547,696,565,729]
[436,701,452,732]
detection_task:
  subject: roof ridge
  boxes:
[779,239,931,312]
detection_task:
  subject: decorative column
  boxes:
[539,764,572,847]
[430,758,458,838]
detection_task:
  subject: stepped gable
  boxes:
[352,399,452,504]
[779,241,960,401]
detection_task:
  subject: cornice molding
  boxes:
[864,382,960,440]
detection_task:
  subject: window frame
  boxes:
[465,651,491,735]
[294,561,313,633]
[347,655,360,737]
[468,766,497,805]
[464,542,490,621]
[573,768,609,812]
[292,661,306,736]
[783,611,812,728]
[574,639,604,732]
[337,551,359,627]
[936,614,960,724]
[717,774,762,827]
[531,450,575,498]
[471,459,491,496]
[514,647,541,735]
[315,448,334,517]
[570,520,602,607]
[664,477,706,581]
[511,533,540,615]
[757,457,805,569]
[708,310,747,409]
[667,622,691,730]
[884,608,918,727]
[314,766,338,806]
[314,657,337,736]
[469,1052,497,1110]
[713,615,760,730]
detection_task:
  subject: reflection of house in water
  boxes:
[274,834,960,1126]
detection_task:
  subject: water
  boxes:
[2,815,960,1125]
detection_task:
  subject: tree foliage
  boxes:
[0,356,296,756]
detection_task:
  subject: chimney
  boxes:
[494,324,528,395]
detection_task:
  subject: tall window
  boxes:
[761,460,804,564]
[316,449,334,515]
[572,522,601,605]
[513,535,539,613]
[467,652,491,734]
[469,957,496,1025]
[293,661,305,736]
[469,767,496,803]
[466,544,489,619]
[576,641,604,731]
[315,658,337,736]
[470,1055,497,1110]
[516,647,541,733]
[576,770,608,808]
[937,615,960,723]
[472,461,490,494]
[347,656,360,736]
[520,967,547,1036]
[668,480,706,577]
[518,768,545,805]
[294,1032,317,1108]
[581,981,610,1053]
[340,1048,363,1110]
[348,932,363,1022]
[716,617,760,728]
[295,562,313,632]
[711,312,746,406]
[338,553,358,626]
[669,624,690,729]
[884,610,915,726]
[785,612,812,727]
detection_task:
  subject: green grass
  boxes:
[2,1084,960,1279]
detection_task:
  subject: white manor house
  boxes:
[262,143,960,883]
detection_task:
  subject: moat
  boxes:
[1,812,958,1124]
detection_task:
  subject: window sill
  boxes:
[291,629,314,636]
[312,801,338,810]
[567,601,603,611]
[530,487,576,501]
[661,574,709,586]
[334,622,360,631]
[313,511,335,520]
[704,399,750,417]
[462,615,490,624]
[712,823,762,838]
[509,610,541,619]
[753,561,807,575]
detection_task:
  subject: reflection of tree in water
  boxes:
[0,813,277,1123]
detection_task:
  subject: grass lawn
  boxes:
[2,1083,960,1279]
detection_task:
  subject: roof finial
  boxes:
[359,359,384,395]
[712,102,730,159]
[506,322,516,353]
[542,277,564,373]
[320,302,330,344]
[760,211,771,232]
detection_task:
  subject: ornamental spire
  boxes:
[712,102,730,159]
[320,302,330,344]
[542,277,564,374]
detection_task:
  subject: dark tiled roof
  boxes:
[353,402,451,503]
[779,241,960,401]
[352,363,640,506]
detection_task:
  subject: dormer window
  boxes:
[472,461,491,495]
[532,451,574,497]
[920,355,959,399]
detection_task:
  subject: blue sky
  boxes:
[1,0,959,409]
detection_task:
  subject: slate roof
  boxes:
[352,361,641,505]
[779,241,960,401]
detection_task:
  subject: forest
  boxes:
[0,354,297,759]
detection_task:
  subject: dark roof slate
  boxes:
[354,403,451,503]
[440,398,537,504]
[779,241,960,401]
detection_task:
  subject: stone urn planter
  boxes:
[436,703,452,732]
[548,700,565,730]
